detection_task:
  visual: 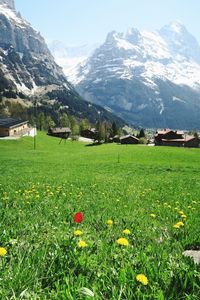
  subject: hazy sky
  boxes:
[15,0,200,46]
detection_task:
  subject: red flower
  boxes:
[74,212,84,223]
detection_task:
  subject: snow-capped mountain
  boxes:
[48,41,98,82]
[73,21,200,129]
[0,0,124,125]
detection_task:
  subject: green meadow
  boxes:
[0,133,199,299]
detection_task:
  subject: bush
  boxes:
[139,137,147,144]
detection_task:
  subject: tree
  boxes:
[96,121,106,143]
[111,121,118,137]
[59,113,70,127]
[138,128,145,138]
[37,112,45,131]
[45,115,55,130]
[80,119,90,132]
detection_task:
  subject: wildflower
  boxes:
[123,229,131,235]
[116,238,129,246]
[74,212,84,224]
[173,223,180,229]
[78,240,87,248]
[0,247,7,256]
[181,214,187,219]
[173,221,184,229]
[150,214,156,218]
[176,221,184,227]
[178,210,184,215]
[136,274,148,285]
[74,230,83,236]
[106,219,113,226]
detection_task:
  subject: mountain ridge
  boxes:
[67,21,200,129]
[0,0,125,126]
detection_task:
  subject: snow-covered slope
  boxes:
[73,21,200,129]
[48,41,98,83]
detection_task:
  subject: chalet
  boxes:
[80,128,98,140]
[48,127,71,139]
[0,118,29,137]
[120,134,139,145]
[155,129,199,148]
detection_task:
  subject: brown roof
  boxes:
[50,127,71,133]
[156,129,184,135]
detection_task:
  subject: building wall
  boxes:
[0,123,28,137]
[121,137,139,144]
[0,127,9,137]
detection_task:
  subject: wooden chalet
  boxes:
[155,129,199,148]
[0,118,29,137]
[48,127,71,139]
[120,134,139,145]
[80,128,97,140]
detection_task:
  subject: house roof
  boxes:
[156,129,172,135]
[162,136,197,143]
[120,134,139,141]
[156,129,184,135]
[50,127,71,133]
[0,118,28,129]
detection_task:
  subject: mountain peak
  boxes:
[160,20,188,36]
[125,27,141,44]
[167,20,185,33]
[0,0,15,10]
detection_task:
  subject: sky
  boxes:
[15,0,200,46]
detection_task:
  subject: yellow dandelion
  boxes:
[176,221,184,227]
[150,214,156,218]
[136,274,148,285]
[74,230,83,236]
[0,247,7,256]
[173,224,180,229]
[173,221,184,229]
[123,229,131,235]
[106,219,113,226]
[78,240,87,248]
[116,238,129,246]
[181,214,187,219]
[178,210,184,215]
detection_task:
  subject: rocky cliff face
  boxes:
[0,0,15,10]
[0,0,124,125]
[71,22,200,129]
[0,0,67,92]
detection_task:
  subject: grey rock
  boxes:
[183,250,200,264]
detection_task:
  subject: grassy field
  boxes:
[0,133,200,299]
